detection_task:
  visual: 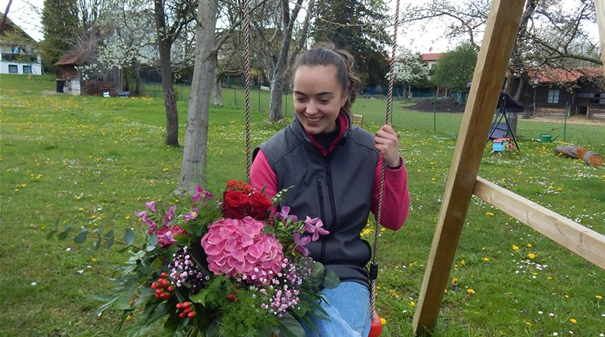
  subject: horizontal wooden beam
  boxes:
[474,176,605,270]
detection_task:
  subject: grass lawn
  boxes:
[1,74,604,337]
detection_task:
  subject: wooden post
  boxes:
[595,0,605,78]
[412,0,526,335]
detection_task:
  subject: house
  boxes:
[0,14,43,75]
[55,42,122,96]
[421,53,442,74]
[516,68,604,120]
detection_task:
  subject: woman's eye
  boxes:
[296,97,307,103]
[319,99,330,104]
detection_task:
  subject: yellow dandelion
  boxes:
[460,259,466,266]
[76,195,81,200]
[483,257,490,262]
[380,228,385,232]
[409,301,415,307]
[527,243,533,248]
[569,318,577,324]
[444,289,448,293]
[565,294,569,299]
[467,289,475,294]
[380,317,387,325]
[431,177,436,182]
[362,228,372,235]
[596,295,602,300]
[452,277,458,284]
[125,216,131,220]
[485,212,495,216]
[528,253,536,259]
[91,257,97,262]
[547,276,553,280]
[525,321,532,327]
[512,244,519,251]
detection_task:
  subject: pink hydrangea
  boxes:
[155,225,187,247]
[201,217,284,285]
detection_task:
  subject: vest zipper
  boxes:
[324,159,338,232]
[316,177,327,263]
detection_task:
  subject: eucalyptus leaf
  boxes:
[124,228,135,245]
[322,269,340,289]
[147,234,158,246]
[275,312,306,337]
[94,232,102,250]
[105,230,115,248]
[46,229,58,240]
[74,229,88,244]
[310,262,325,281]
[58,224,71,240]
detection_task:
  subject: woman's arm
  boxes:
[250,150,278,198]
[371,154,410,231]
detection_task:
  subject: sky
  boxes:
[1,0,455,52]
[1,0,599,54]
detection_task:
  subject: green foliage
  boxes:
[40,0,80,73]
[431,42,478,91]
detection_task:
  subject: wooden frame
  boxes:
[411,0,605,335]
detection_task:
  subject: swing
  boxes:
[240,0,402,334]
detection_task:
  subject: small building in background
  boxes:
[55,43,122,96]
[0,14,43,76]
[517,68,604,120]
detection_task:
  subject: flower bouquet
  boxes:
[97,180,339,337]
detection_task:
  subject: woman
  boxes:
[251,44,410,337]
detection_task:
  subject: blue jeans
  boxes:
[301,281,372,337]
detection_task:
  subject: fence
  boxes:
[140,83,605,152]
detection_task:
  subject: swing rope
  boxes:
[243,0,252,183]
[370,0,400,322]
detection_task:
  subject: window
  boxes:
[547,89,559,104]
[8,64,18,73]
[23,65,31,74]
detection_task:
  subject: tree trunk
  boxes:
[269,0,303,122]
[177,0,218,194]
[134,60,141,96]
[212,75,223,106]
[123,66,130,91]
[154,0,179,147]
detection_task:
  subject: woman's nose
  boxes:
[306,101,318,114]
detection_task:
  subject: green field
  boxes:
[1,74,604,336]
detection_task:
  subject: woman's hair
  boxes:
[291,42,361,117]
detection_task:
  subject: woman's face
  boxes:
[292,65,347,135]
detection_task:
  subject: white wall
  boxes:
[0,61,43,75]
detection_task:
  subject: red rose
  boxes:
[225,180,253,193]
[222,190,249,219]
[247,191,272,220]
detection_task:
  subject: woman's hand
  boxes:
[374,125,401,168]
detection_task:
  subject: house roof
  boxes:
[421,53,442,61]
[55,41,96,66]
[530,67,603,84]
[0,13,37,43]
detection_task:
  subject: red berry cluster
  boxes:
[176,301,196,319]
[226,289,240,302]
[151,272,174,300]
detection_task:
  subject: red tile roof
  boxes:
[421,53,442,61]
[530,67,603,83]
